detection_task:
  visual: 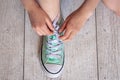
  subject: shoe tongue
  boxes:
[52,14,64,30]
[45,18,64,65]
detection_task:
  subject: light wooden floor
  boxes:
[0,0,120,80]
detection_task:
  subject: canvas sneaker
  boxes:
[41,15,65,78]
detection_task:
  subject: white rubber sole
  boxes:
[40,57,64,78]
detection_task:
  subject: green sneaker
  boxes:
[41,16,65,78]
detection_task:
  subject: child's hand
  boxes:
[28,7,54,36]
[59,10,89,42]
[59,0,99,42]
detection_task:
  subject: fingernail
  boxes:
[50,33,53,35]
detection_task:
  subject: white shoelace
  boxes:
[46,16,63,61]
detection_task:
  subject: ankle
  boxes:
[50,12,60,21]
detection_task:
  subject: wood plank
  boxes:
[24,12,46,80]
[61,0,97,80]
[96,2,120,80]
[118,21,120,80]
[0,0,24,80]
[24,0,98,80]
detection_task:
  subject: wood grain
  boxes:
[96,2,120,80]
[0,0,24,80]
[24,12,44,80]
[0,0,120,80]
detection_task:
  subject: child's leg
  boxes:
[37,0,60,21]
[103,0,120,16]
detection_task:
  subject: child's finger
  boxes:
[36,27,46,36]
[46,18,54,31]
[33,27,42,36]
[59,17,70,33]
[59,21,67,33]
[64,32,76,41]
[59,16,71,33]
[42,25,54,35]
[60,29,72,40]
